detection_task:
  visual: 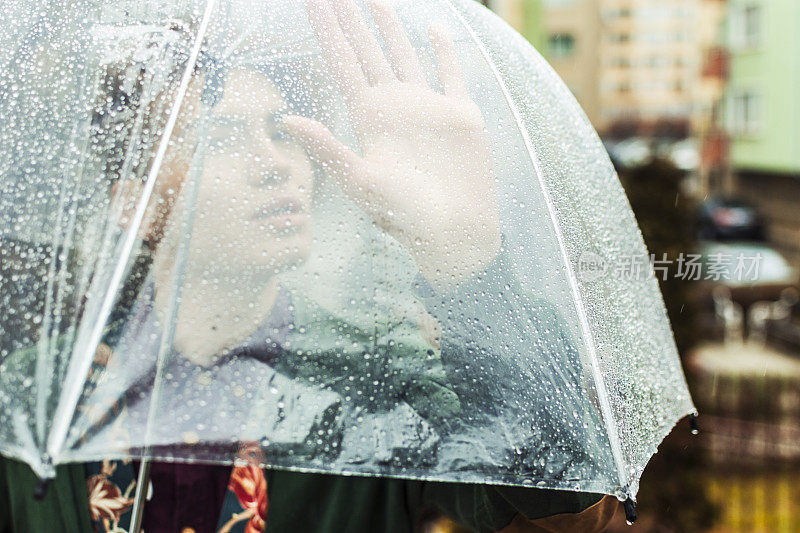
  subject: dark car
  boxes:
[696,197,766,241]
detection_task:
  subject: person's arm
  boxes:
[417,241,607,448]
[496,494,618,533]
[413,243,618,531]
[418,481,615,533]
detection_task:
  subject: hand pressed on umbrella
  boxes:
[285,0,501,290]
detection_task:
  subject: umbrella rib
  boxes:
[46,0,219,471]
[34,99,98,450]
[438,0,630,497]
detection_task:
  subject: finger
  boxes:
[368,0,426,85]
[429,23,468,98]
[305,0,368,103]
[335,0,394,84]
[283,115,373,202]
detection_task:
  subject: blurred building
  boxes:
[725,0,800,264]
[488,0,719,139]
[694,0,729,195]
[484,0,544,50]
[596,0,701,137]
[485,0,602,124]
[538,0,601,126]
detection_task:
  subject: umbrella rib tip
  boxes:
[689,411,700,435]
[623,496,637,525]
[33,478,51,501]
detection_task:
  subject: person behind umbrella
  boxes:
[1,0,618,531]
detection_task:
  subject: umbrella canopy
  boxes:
[0,0,694,503]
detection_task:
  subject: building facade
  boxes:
[490,0,728,141]
[596,0,701,135]
[538,0,601,126]
[485,0,544,51]
[694,0,729,195]
[725,0,800,263]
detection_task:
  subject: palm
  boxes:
[286,0,500,289]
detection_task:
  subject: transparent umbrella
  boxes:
[0,0,694,522]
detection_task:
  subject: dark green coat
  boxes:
[1,248,609,531]
[0,455,603,532]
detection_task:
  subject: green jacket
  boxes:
[1,248,610,531]
[0,455,604,532]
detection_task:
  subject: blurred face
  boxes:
[179,67,314,281]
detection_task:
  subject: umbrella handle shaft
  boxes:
[130,459,152,533]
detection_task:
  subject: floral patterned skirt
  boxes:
[86,460,266,533]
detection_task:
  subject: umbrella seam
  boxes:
[438,0,629,497]
[34,109,96,453]
[34,47,114,451]
[46,0,218,472]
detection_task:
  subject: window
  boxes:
[542,0,576,7]
[744,6,761,46]
[610,57,630,68]
[730,91,762,135]
[603,7,631,18]
[646,56,668,68]
[730,4,762,49]
[548,33,575,57]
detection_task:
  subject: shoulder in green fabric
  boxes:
[275,289,461,425]
[261,469,604,533]
[0,455,92,533]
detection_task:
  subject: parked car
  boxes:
[696,197,766,241]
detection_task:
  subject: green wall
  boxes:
[727,0,800,174]
[521,0,545,52]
